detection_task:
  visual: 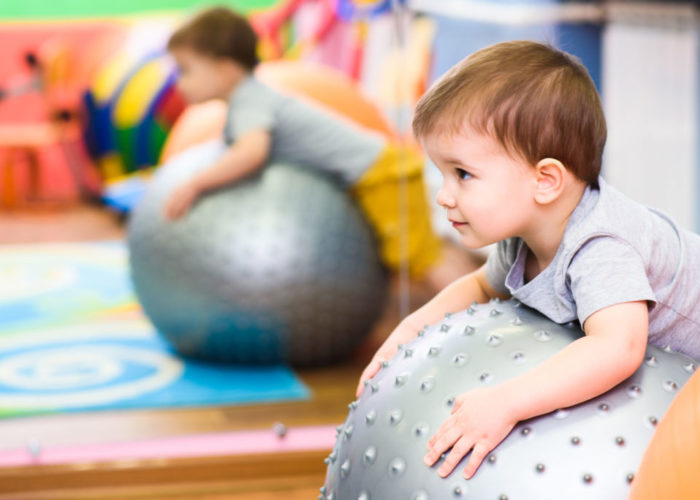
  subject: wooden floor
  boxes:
[0,203,437,499]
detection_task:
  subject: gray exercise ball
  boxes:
[323,299,697,499]
[128,141,388,366]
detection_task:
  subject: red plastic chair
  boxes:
[0,37,102,209]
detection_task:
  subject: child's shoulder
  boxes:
[563,177,700,263]
[230,76,284,103]
[568,178,657,240]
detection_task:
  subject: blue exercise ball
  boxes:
[128,141,388,365]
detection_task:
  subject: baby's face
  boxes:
[170,47,233,103]
[423,128,538,249]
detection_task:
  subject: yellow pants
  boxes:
[350,144,442,278]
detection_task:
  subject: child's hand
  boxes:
[424,386,518,479]
[164,183,201,221]
[355,322,418,398]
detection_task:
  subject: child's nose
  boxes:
[436,185,456,208]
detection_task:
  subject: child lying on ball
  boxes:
[357,40,700,480]
[163,6,473,288]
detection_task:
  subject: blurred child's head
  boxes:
[168,6,258,102]
[413,40,606,186]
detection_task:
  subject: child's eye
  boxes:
[456,168,472,180]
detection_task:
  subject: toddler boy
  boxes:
[357,40,700,479]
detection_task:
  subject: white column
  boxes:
[602,3,699,231]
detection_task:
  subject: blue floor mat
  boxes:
[0,242,310,418]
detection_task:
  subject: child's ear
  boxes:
[533,157,566,204]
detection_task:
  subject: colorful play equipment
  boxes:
[129,140,388,365]
[250,0,406,79]
[322,299,697,499]
[251,0,342,61]
[83,52,186,180]
[82,18,185,181]
[335,0,400,21]
[629,366,700,499]
[111,55,185,174]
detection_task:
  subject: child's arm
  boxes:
[164,129,271,220]
[424,300,649,479]
[355,264,510,397]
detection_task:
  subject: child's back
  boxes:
[224,75,384,185]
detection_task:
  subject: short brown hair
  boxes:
[168,6,259,70]
[413,41,606,185]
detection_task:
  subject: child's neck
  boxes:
[218,66,250,100]
[523,180,588,279]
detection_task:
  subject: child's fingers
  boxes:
[164,198,182,221]
[437,436,474,477]
[355,377,367,398]
[355,360,380,397]
[424,421,460,466]
[170,206,183,220]
[175,199,193,219]
[463,441,490,479]
[426,417,452,449]
[451,395,465,414]
[354,343,401,397]
[164,205,176,221]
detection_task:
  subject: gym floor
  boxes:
[0,203,438,499]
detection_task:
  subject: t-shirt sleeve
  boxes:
[567,236,656,326]
[485,238,518,295]
[225,90,277,142]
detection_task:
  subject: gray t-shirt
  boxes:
[223,76,385,185]
[485,177,700,359]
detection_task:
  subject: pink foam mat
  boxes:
[0,423,338,467]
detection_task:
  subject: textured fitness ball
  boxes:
[322,299,697,499]
[128,141,388,365]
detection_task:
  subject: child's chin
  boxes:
[459,236,491,250]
